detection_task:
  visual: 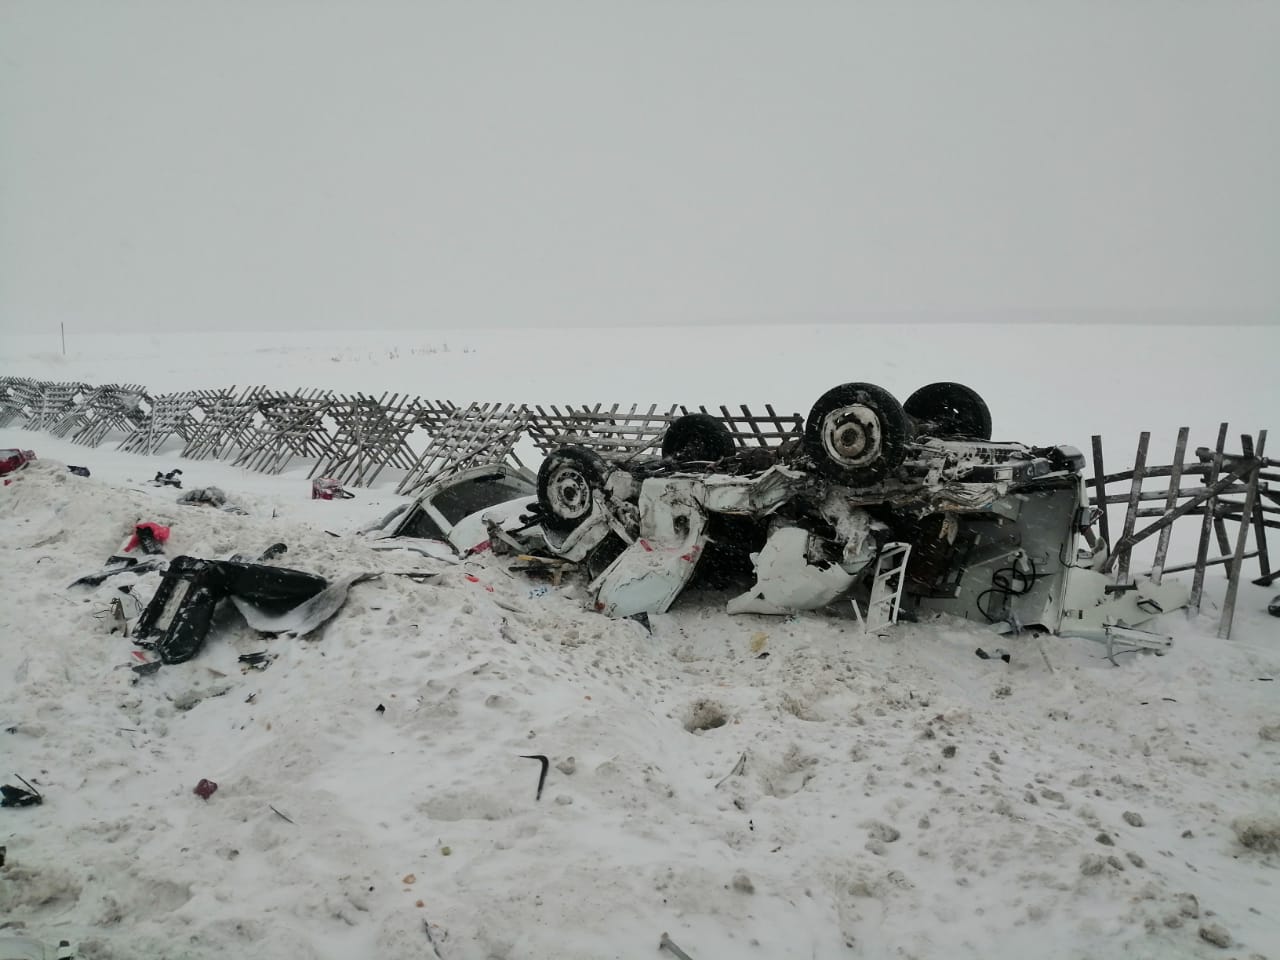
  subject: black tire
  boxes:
[904,382,992,441]
[537,445,609,533]
[662,413,735,463]
[803,382,909,484]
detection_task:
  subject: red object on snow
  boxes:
[0,449,36,477]
[193,778,218,800]
[311,477,352,500]
[124,522,170,553]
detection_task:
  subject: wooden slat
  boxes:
[1114,432,1150,584]
[1189,423,1230,616]
[1150,427,1189,585]
[1219,430,1267,639]
[1242,434,1272,583]
[1091,435,1110,549]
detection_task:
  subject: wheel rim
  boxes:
[546,463,592,520]
[820,403,882,468]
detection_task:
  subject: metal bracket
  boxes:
[1102,624,1173,666]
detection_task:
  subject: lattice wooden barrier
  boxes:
[117,389,210,455]
[310,393,421,487]
[0,377,42,428]
[524,402,804,458]
[396,402,530,496]
[179,387,264,461]
[678,403,804,448]
[525,403,680,457]
[233,389,335,474]
[411,398,461,434]
[51,383,149,447]
[24,381,87,432]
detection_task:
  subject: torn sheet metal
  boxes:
[726,525,863,615]
[699,465,813,516]
[1057,568,1190,642]
[590,477,708,617]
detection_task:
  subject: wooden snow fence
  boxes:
[409,398,460,434]
[524,403,681,458]
[233,389,335,474]
[24,381,87,432]
[309,393,422,488]
[47,383,101,440]
[523,402,804,458]
[677,403,804,449]
[118,389,213,455]
[396,402,530,496]
[0,377,42,428]
[1090,426,1274,639]
[179,387,265,461]
[56,383,149,447]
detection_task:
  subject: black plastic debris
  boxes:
[67,465,90,477]
[1,774,43,807]
[975,647,1012,663]
[375,704,386,714]
[69,555,167,588]
[134,556,328,664]
[1269,595,1279,617]
[520,754,550,801]
[151,468,183,488]
[130,523,168,555]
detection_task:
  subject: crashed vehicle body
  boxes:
[378,381,1185,642]
[525,381,1185,641]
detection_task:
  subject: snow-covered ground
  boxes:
[2,325,1278,960]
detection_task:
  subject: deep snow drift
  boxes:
[2,325,1278,959]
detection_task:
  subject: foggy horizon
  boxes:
[2,1,1277,334]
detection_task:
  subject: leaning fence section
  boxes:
[1090,425,1274,639]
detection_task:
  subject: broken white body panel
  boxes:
[726,525,863,615]
[1056,567,1190,642]
[590,477,709,617]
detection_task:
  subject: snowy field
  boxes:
[2,323,1279,960]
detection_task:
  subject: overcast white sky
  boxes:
[1,1,1277,332]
